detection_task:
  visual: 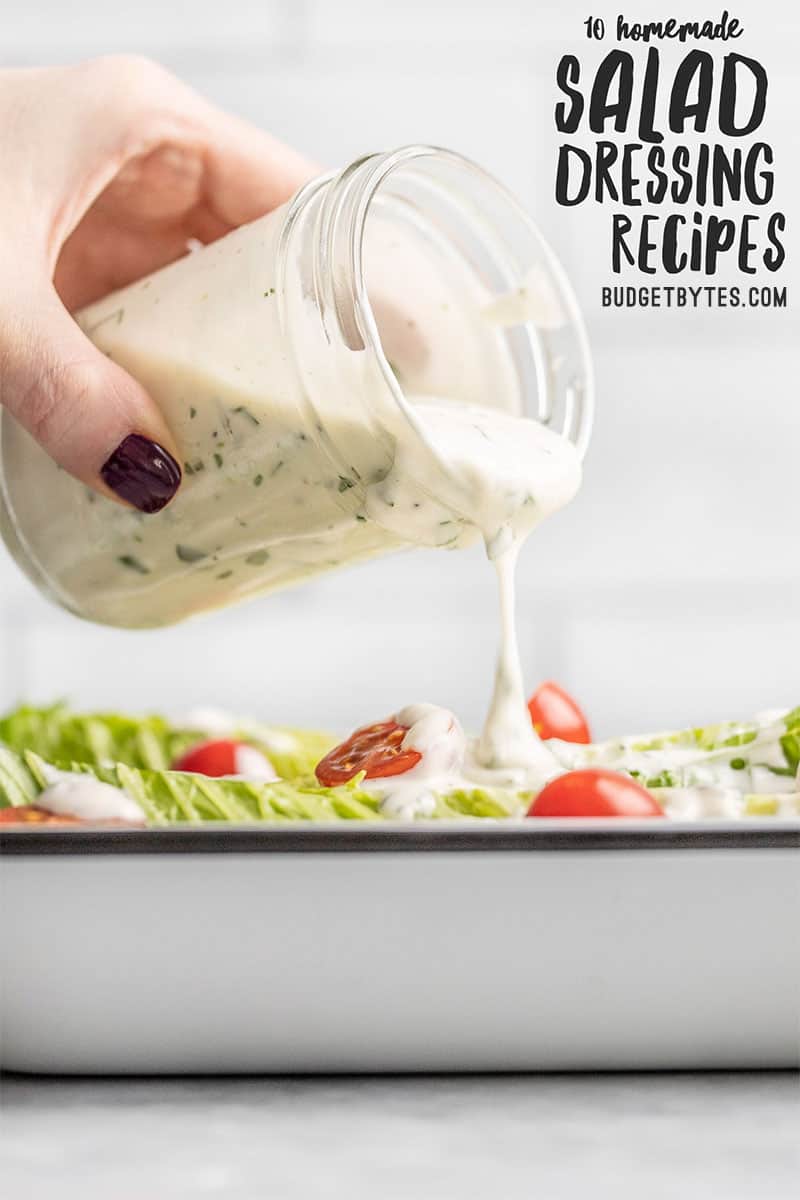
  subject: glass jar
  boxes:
[0,146,593,629]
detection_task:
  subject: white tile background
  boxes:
[0,0,798,737]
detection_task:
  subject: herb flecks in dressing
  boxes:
[6,205,583,782]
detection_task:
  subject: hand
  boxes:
[0,57,316,512]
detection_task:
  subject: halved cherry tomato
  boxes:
[0,806,82,825]
[528,681,591,744]
[172,740,276,780]
[172,739,244,777]
[316,720,421,787]
[528,769,663,818]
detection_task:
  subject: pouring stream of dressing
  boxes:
[353,401,583,809]
[399,403,581,792]
[475,543,559,784]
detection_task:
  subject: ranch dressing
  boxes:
[0,149,592,788]
[477,546,561,781]
[361,400,581,787]
[36,765,145,824]
[1,214,530,628]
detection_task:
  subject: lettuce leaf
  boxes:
[0,702,523,823]
[0,745,40,808]
[552,706,800,794]
[0,744,523,824]
[0,704,333,781]
[1,702,797,825]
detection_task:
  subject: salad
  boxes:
[0,685,798,827]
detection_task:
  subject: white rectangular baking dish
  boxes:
[1,822,798,1073]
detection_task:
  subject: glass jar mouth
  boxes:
[286,145,593,464]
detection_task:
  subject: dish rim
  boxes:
[2,821,798,856]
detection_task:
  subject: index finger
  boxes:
[197,107,319,228]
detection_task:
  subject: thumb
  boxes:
[0,287,182,512]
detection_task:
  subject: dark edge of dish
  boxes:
[1,824,798,855]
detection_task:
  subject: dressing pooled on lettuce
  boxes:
[0,693,798,826]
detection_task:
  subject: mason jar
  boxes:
[0,145,593,629]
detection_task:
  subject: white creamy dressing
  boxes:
[357,399,582,791]
[475,547,561,784]
[4,204,540,630]
[221,745,279,782]
[654,788,799,820]
[5,203,583,797]
[179,707,299,757]
[656,787,745,820]
[36,765,145,824]
[483,265,566,332]
[362,703,469,819]
[549,731,799,794]
[2,197,792,821]
[361,699,551,821]
[363,706,800,821]
[179,707,242,738]
[363,393,582,786]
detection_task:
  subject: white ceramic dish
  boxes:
[1,822,798,1073]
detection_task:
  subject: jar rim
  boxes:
[285,145,594,463]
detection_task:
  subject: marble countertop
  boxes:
[1,1072,798,1198]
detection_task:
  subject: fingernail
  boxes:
[101,434,182,514]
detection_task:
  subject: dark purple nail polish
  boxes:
[101,434,182,514]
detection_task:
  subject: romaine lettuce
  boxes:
[0,742,522,823]
[0,704,333,780]
[1,702,797,824]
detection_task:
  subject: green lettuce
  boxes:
[1,702,797,825]
[554,706,800,794]
[0,743,522,823]
[0,744,39,808]
[0,702,524,822]
[0,704,333,780]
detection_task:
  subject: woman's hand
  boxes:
[0,57,315,512]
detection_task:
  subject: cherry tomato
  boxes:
[528,769,663,818]
[316,720,421,787]
[172,739,240,776]
[528,681,591,744]
[0,806,82,825]
[171,740,277,782]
